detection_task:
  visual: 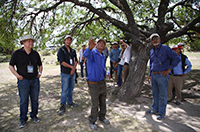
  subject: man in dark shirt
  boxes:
[9,34,43,128]
[57,35,78,116]
[147,33,180,120]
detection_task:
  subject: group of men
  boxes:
[109,40,131,87]
[9,33,192,130]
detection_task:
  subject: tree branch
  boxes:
[162,16,200,43]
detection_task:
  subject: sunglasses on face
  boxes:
[121,45,125,47]
[151,37,159,41]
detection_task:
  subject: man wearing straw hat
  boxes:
[9,34,43,128]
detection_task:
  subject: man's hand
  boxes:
[88,38,96,50]
[148,76,151,84]
[180,73,185,78]
[162,69,171,76]
[17,75,23,80]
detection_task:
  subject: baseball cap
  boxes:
[172,44,181,50]
[150,33,160,41]
[65,35,72,40]
[177,42,185,46]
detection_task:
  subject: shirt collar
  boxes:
[153,43,162,50]
[94,48,104,56]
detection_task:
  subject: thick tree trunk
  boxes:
[118,44,150,102]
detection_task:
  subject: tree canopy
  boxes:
[1,0,199,50]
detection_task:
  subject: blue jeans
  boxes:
[151,73,169,116]
[117,64,124,86]
[18,78,40,122]
[80,61,87,78]
[60,72,76,105]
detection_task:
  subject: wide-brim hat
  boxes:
[20,34,36,44]
[177,42,186,46]
[172,44,181,50]
[150,33,160,41]
[65,35,72,40]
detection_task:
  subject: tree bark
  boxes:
[118,43,150,102]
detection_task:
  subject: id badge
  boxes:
[27,65,34,73]
[70,59,73,65]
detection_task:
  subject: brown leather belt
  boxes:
[87,79,104,84]
[152,71,164,74]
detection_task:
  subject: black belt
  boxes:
[124,62,129,65]
[169,74,181,76]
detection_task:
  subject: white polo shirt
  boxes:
[123,44,131,64]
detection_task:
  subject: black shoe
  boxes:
[89,122,97,130]
[67,103,78,107]
[19,121,26,128]
[32,116,40,123]
[157,115,165,120]
[58,104,66,116]
[175,101,181,105]
[99,118,110,125]
[146,110,159,115]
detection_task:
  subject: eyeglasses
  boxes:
[151,37,160,41]
[121,45,125,47]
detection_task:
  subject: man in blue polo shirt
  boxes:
[147,33,180,120]
[84,38,110,130]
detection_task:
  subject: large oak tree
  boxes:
[2,0,200,101]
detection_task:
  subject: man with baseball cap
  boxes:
[177,42,186,50]
[9,34,43,128]
[167,44,192,105]
[147,33,180,120]
[57,35,78,116]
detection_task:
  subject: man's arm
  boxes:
[9,65,23,80]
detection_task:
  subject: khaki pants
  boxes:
[167,75,183,102]
[123,64,129,83]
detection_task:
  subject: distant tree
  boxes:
[2,0,200,101]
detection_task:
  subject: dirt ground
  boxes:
[0,55,200,132]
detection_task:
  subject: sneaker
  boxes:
[58,104,66,116]
[100,118,110,125]
[32,116,40,123]
[89,122,97,130]
[67,103,78,107]
[146,110,159,115]
[19,121,26,128]
[157,115,165,120]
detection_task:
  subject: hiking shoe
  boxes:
[157,115,165,120]
[67,103,78,107]
[146,110,159,115]
[58,104,66,116]
[32,116,40,123]
[19,121,26,128]
[100,118,110,125]
[89,122,97,130]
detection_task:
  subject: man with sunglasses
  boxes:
[147,33,180,120]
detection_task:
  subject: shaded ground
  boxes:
[0,52,200,132]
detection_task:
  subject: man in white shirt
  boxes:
[79,44,86,79]
[120,39,131,83]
